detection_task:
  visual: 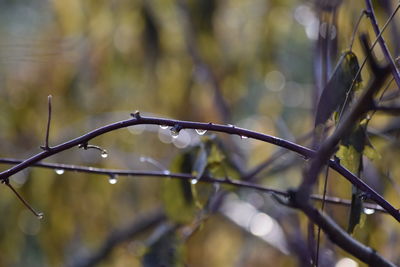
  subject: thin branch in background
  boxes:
[243,129,315,182]
[349,10,367,51]
[374,104,400,115]
[177,0,231,123]
[365,0,400,90]
[40,95,52,151]
[1,178,43,219]
[338,2,400,121]
[70,209,166,267]
[315,167,330,267]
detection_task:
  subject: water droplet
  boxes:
[195,129,207,135]
[163,170,171,175]
[55,169,65,175]
[191,179,198,185]
[240,135,248,139]
[101,150,109,158]
[37,213,44,220]
[227,124,235,128]
[109,175,118,185]
[363,208,375,215]
[213,182,220,192]
[160,125,169,129]
[171,129,180,139]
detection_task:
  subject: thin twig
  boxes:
[365,0,400,89]
[374,104,400,115]
[0,158,387,213]
[40,95,52,151]
[349,10,367,51]
[2,179,43,219]
[316,167,330,266]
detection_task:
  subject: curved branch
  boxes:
[0,113,398,220]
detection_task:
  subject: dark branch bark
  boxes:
[289,193,396,267]
[0,113,398,220]
[0,157,385,213]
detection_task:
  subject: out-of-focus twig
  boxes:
[177,0,231,123]
[69,209,166,267]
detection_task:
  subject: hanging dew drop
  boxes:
[101,150,109,158]
[108,175,118,184]
[363,208,375,215]
[191,178,198,185]
[55,169,65,175]
[195,129,207,135]
[37,213,44,220]
[160,125,168,129]
[171,130,180,139]
[240,135,248,139]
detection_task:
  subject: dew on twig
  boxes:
[55,169,65,175]
[195,129,207,135]
[363,208,375,215]
[108,174,118,184]
[240,135,248,139]
[101,150,109,158]
[191,178,198,185]
[160,125,168,129]
[171,126,180,139]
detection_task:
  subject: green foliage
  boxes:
[336,125,366,234]
[163,136,240,224]
[315,51,362,126]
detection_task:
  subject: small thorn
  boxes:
[130,110,141,119]
[40,145,51,151]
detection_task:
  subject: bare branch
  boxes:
[40,95,52,151]
[288,191,396,267]
[0,114,397,220]
[1,178,43,219]
[0,158,386,213]
[365,0,400,89]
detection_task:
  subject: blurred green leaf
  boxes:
[315,51,361,126]
[163,151,198,224]
[336,125,366,234]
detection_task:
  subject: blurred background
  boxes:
[0,0,400,266]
